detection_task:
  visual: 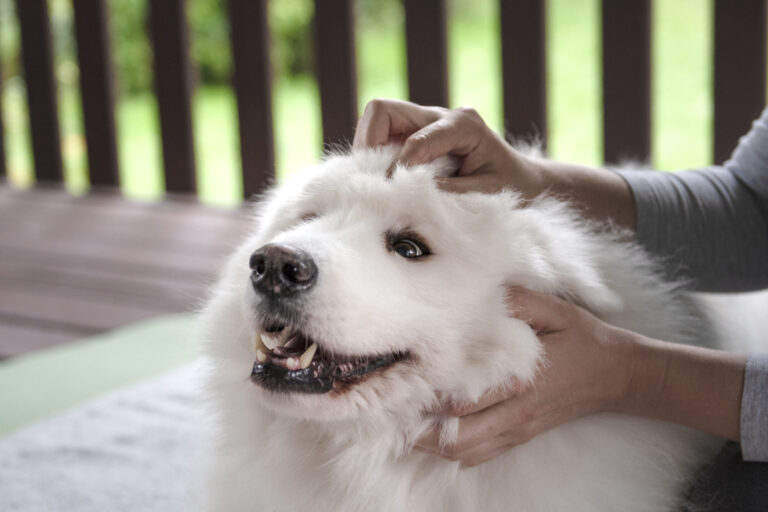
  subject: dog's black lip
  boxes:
[250,351,408,394]
[251,360,334,394]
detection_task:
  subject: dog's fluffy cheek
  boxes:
[436,316,543,404]
[199,249,257,367]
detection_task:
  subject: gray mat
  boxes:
[0,364,205,512]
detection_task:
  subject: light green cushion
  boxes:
[0,314,198,437]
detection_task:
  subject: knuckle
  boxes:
[365,97,387,112]
[456,106,479,117]
[362,98,392,121]
[456,106,481,122]
[403,132,433,161]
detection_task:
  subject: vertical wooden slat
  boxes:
[16,0,63,183]
[315,0,358,145]
[72,0,120,188]
[601,0,651,165]
[500,0,547,145]
[228,0,274,197]
[0,11,6,181]
[404,0,449,107]
[713,0,767,164]
[148,0,196,195]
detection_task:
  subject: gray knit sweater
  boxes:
[618,107,768,461]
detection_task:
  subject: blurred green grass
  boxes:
[3,0,740,207]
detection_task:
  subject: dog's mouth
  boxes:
[250,324,408,394]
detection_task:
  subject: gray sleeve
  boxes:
[616,107,768,293]
[741,354,768,461]
[617,109,768,461]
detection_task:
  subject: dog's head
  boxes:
[202,146,621,425]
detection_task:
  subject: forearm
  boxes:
[617,330,747,441]
[530,157,636,231]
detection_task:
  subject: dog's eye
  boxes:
[392,239,428,259]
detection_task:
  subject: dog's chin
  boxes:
[249,362,420,423]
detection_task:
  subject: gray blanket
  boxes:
[0,364,204,511]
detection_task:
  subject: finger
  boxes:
[438,400,518,458]
[354,99,443,149]
[438,382,526,418]
[397,112,483,167]
[352,115,369,148]
[457,436,513,468]
[414,425,441,453]
[505,286,574,333]
[353,101,392,149]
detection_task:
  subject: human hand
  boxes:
[416,287,635,467]
[353,99,545,199]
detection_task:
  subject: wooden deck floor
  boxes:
[0,185,251,359]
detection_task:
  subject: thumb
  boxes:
[505,286,573,334]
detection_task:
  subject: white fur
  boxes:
[199,146,749,511]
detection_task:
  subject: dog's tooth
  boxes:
[261,333,280,350]
[286,357,300,370]
[255,349,268,363]
[254,333,268,352]
[299,342,318,369]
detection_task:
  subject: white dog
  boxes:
[200,146,732,511]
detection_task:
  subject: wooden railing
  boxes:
[3,0,767,200]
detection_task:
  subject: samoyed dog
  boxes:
[200,146,734,511]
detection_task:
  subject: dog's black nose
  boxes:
[249,244,317,297]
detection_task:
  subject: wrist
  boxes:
[614,334,747,440]
[616,332,666,416]
[510,149,547,201]
[600,325,643,413]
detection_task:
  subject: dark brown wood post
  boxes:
[601,0,651,165]
[315,0,358,146]
[72,0,120,188]
[500,0,547,146]
[15,0,63,183]
[403,0,449,107]
[148,0,197,195]
[713,0,767,164]
[0,8,6,181]
[228,0,275,197]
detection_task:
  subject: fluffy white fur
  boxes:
[200,146,736,511]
